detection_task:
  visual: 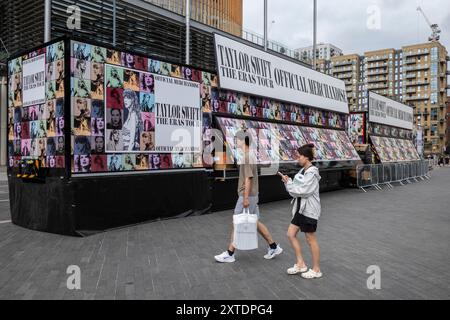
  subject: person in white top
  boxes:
[279,143,323,280]
[122,90,142,151]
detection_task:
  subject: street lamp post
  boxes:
[186,0,191,64]
[44,0,51,42]
[313,0,317,70]
[264,0,268,51]
[113,0,117,46]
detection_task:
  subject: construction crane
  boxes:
[417,6,441,42]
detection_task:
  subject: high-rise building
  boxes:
[330,54,362,111]
[446,101,450,154]
[315,58,332,74]
[146,0,243,36]
[330,41,449,155]
[295,43,343,62]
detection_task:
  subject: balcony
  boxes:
[366,55,389,62]
[333,60,354,67]
[334,66,353,72]
[405,95,430,101]
[368,83,389,89]
[337,73,353,79]
[366,70,389,76]
[367,77,388,83]
[405,49,429,57]
[405,64,429,72]
[406,88,417,93]
[406,73,417,79]
[367,63,388,69]
[405,80,430,86]
[405,58,416,64]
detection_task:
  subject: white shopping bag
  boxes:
[233,208,259,251]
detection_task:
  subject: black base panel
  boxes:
[8,170,345,236]
[8,171,213,236]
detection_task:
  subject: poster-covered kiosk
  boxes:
[7,35,361,236]
[348,91,421,164]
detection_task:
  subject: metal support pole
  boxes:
[44,0,51,42]
[186,0,191,64]
[264,0,268,51]
[312,0,317,70]
[113,0,117,46]
[0,76,7,166]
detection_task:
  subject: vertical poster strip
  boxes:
[65,38,72,179]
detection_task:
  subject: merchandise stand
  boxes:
[7,36,361,236]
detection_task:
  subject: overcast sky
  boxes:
[243,0,450,54]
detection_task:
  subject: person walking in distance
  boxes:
[279,144,323,279]
[215,130,283,263]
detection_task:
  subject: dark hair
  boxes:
[236,130,251,147]
[298,143,315,161]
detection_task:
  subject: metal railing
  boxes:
[357,160,432,192]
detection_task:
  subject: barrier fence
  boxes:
[357,160,432,192]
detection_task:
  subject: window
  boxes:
[431,92,438,104]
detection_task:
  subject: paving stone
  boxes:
[0,168,449,299]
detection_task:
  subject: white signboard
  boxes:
[368,91,414,130]
[153,75,202,153]
[214,34,349,114]
[104,64,202,154]
[22,54,46,107]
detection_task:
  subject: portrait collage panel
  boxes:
[348,113,366,144]
[213,90,348,130]
[70,41,215,174]
[216,117,360,165]
[7,41,66,170]
[370,135,420,163]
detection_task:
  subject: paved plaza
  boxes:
[0,167,449,300]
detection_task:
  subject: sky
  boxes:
[243,0,450,55]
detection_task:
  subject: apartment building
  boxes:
[447,101,450,154]
[315,58,332,74]
[330,41,449,155]
[330,54,362,111]
[295,43,343,62]
[402,43,449,155]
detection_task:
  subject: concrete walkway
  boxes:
[0,168,449,300]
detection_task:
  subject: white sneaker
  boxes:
[301,269,323,279]
[214,251,236,263]
[287,264,308,275]
[264,245,283,260]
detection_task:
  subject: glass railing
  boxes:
[242,29,311,64]
[144,0,312,65]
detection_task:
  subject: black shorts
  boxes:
[291,212,318,233]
